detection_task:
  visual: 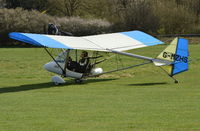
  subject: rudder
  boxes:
[156,37,189,76]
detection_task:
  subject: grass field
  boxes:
[0,43,200,131]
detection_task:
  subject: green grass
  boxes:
[0,44,200,131]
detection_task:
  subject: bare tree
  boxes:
[48,0,82,16]
[0,0,6,8]
[3,0,48,10]
[186,0,200,23]
[171,0,200,23]
[107,0,159,32]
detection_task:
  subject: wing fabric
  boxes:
[9,32,72,49]
[9,31,163,51]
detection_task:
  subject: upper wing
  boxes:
[9,30,163,51]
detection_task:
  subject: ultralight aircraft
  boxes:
[9,26,189,85]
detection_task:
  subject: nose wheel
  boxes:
[52,75,66,85]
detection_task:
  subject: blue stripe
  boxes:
[173,38,189,75]
[9,32,72,49]
[121,31,163,46]
[9,32,41,46]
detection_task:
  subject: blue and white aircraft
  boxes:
[9,30,189,85]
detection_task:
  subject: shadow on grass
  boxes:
[0,78,117,94]
[128,82,167,86]
[85,78,117,84]
[0,82,56,94]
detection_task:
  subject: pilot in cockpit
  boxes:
[67,51,90,73]
[78,51,90,73]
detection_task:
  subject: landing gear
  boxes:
[170,76,179,84]
[54,82,60,86]
[75,79,83,84]
[52,75,66,86]
[174,79,179,84]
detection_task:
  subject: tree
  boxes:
[79,0,109,19]
[184,0,200,23]
[4,0,48,11]
[154,0,195,34]
[107,0,159,32]
[0,0,6,8]
[47,0,82,16]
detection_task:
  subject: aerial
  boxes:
[0,0,200,130]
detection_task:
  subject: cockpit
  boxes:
[55,51,68,63]
[55,50,92,73]
[44,49,104,78]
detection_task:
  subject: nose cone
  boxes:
[44,62,54,72]
[44,61,63,75]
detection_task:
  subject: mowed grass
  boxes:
[0,43,200,131]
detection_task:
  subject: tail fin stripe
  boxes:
[155,37,189,76]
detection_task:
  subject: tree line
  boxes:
[0,0,200,45]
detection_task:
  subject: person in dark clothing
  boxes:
[66,57,79,71]
[47,23,73,36]
[47,23,59,35]
[77,51,90,73]
[79,51,89,66]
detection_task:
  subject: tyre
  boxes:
[75,79,83,84]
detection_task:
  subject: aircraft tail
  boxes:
[154,37,189,76]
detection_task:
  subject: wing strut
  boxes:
[64,49,71,74]
[85,61,152,78]
[44,47,66,75]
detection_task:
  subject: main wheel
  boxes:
[54,82,60,86]
[175,80,179,84]
[75,79,83,84]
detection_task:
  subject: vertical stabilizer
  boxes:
[156,37,189,76]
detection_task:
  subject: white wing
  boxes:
[9,30,163,52]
